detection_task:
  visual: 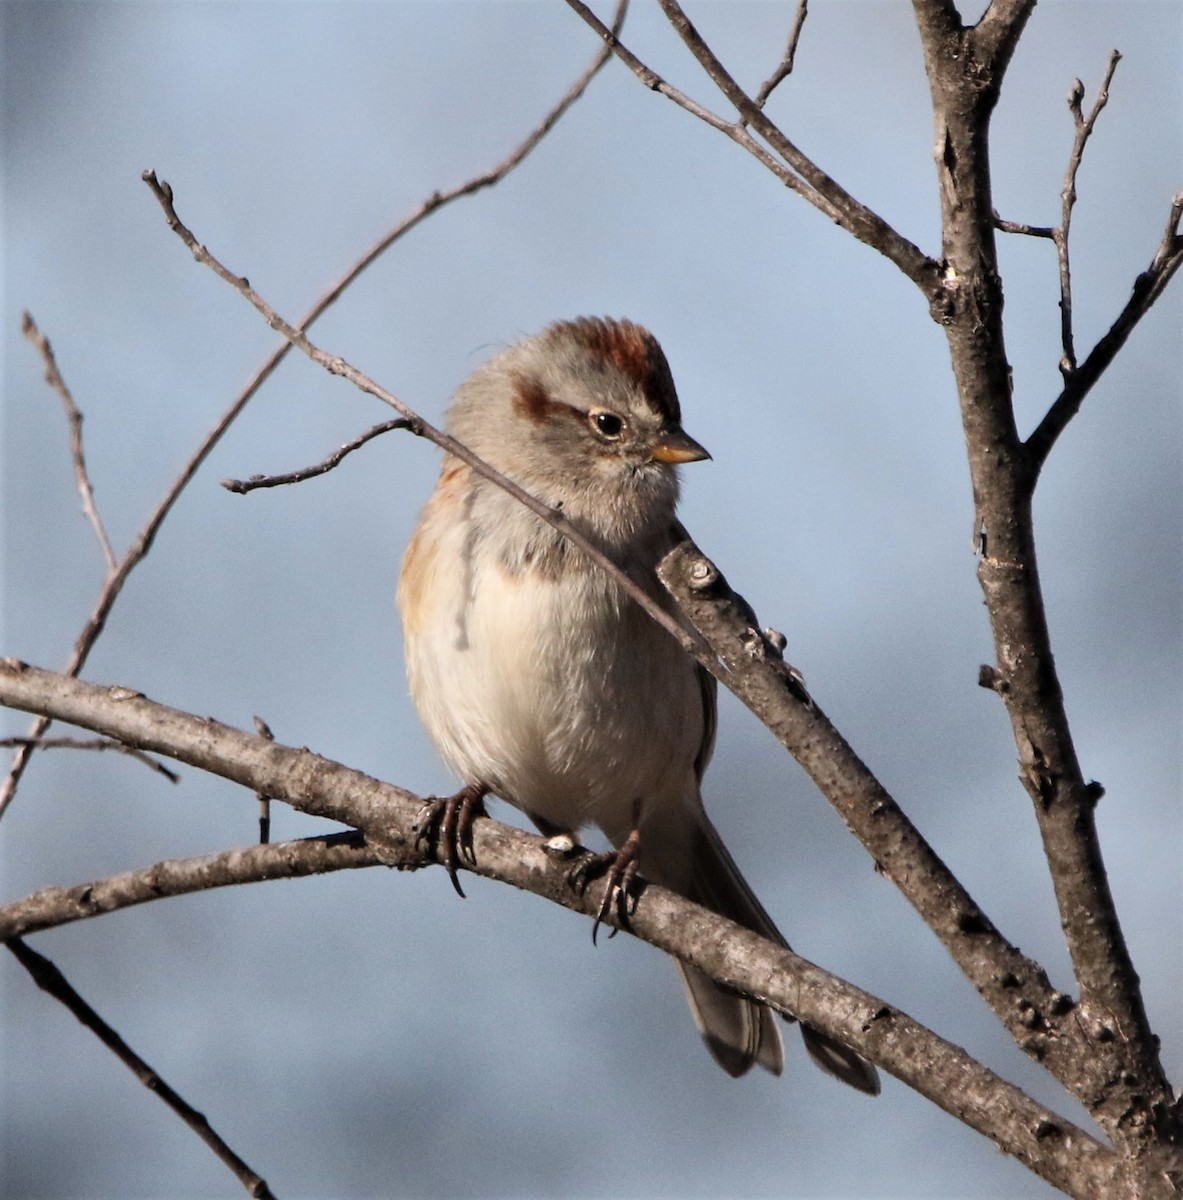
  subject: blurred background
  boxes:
[2,2,1179,1197]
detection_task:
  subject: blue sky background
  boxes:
[2,2,1180,1197]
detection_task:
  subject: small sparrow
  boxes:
[398,317,878,1091]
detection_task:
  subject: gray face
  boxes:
[447,317,708,515]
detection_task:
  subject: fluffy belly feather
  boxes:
[403,549,703,834]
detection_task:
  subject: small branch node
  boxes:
[687,556,719,591]
[1067,78,1085,125]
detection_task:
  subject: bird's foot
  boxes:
[413,783,486,898]
[569,829,642,945]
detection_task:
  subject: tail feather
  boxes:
[801,1024,881,1095]
[638,801,880,1092]
[675,961,783,1077]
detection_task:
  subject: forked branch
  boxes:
[1027,190,1183,470]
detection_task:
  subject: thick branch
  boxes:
[913,3,1177,1160]
[657,543,1085,1074]
[0,660,1121,1195]
[973,0,1039,78]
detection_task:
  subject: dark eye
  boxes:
[589,410,625,440]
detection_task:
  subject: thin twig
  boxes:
[141,169,711,671]
[751,0,808,112]
[0,6,624,822]
[1056,51,1122,378]
[1027,190,1183,470]
[563,0,940,295]
[21,313,118,575]
[992,212,1055,239]
[575,0,935,294]
[222,419,410,493]
[6,937,277,1199]
[0,736,180,783]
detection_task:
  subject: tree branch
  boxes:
[973,0,1040,79]
[562,1,844,213]
[565,0,942,297]
[6,936,276,1199]
[0,4,624,822]
[1053,52,1122,378]
[0,660,1122,1197]
[750,0,808,112]
[21,312,117,573]
[0,735,180,783]
[912,5,1178,1162]
[140,169,709,669]
[1027,190,1183,470]
[221,419,411,493]
[656,542,1088,1076]
[0,832,379,940]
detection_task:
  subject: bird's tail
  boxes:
[638,800,880,1093]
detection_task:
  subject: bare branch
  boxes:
[565,0,942,296]
[0,13,623,822]
[0,660,1122,1196]
[972,0,1040,80]
[20,312,118,575]
[1027,191,1183,470]
[655,541,1093,1084]
[0,735,180,783]
[1055,51,1122,378]
[141,169,711,671]
[750,0,808,112]
[992,212,1055,239]
[221,419,410,493]
[6,937,277,1199]
[913,8,1177,1157]
[0,832,378,940]
[553,2,837,212]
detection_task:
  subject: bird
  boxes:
[398,316,879,1092]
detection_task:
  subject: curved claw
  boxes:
[414,784,486,897]
[568,829,642,945]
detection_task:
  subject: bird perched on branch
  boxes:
[399,316,878,1092]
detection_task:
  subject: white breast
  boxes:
[399,482,705,838]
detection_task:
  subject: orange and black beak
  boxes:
[651,427,711,465]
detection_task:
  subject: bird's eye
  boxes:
[589,410,625,439]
